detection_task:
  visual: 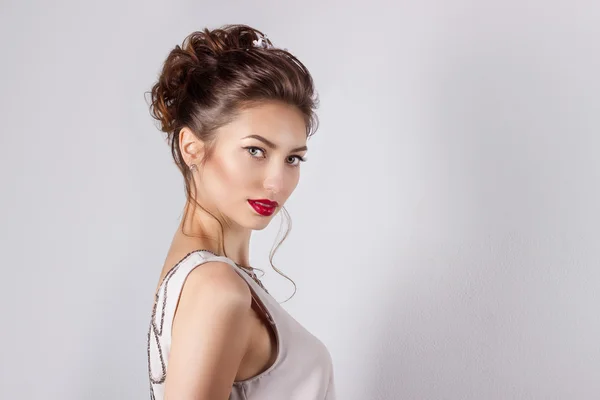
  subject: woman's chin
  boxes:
[251,224,269,231]
[248,216,273,231]
[238,214,274,231]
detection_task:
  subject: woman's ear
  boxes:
[179,127,205,167]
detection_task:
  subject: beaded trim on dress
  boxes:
[147,249,271,399]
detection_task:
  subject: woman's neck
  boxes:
[179,203,252,267]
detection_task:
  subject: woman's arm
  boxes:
[165,261,253,399]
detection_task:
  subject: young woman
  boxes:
[145,24,336,399]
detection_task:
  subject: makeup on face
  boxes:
[247,199,279,216]
[204,101,308,226]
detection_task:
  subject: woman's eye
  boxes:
[287,156,306,166]
[245,146,265,158]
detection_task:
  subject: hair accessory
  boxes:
[252,34,272,49]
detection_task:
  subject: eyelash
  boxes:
[244,146,306,166]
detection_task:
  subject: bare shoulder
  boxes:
[166,260,254,398]
[180,260,252,304]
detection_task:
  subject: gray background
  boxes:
[1,0,599,399]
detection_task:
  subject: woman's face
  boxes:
[186,101,308,231]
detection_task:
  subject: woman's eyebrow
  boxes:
[242,134,308,152]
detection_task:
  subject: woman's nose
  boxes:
[262,166,285,196]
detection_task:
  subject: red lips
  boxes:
[248,199,279,216]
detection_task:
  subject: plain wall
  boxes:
[1,0,599,398]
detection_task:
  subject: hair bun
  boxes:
[147,25,272,134]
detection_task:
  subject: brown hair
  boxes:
[145,24,319,301]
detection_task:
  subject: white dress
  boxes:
[147,250,336,399]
